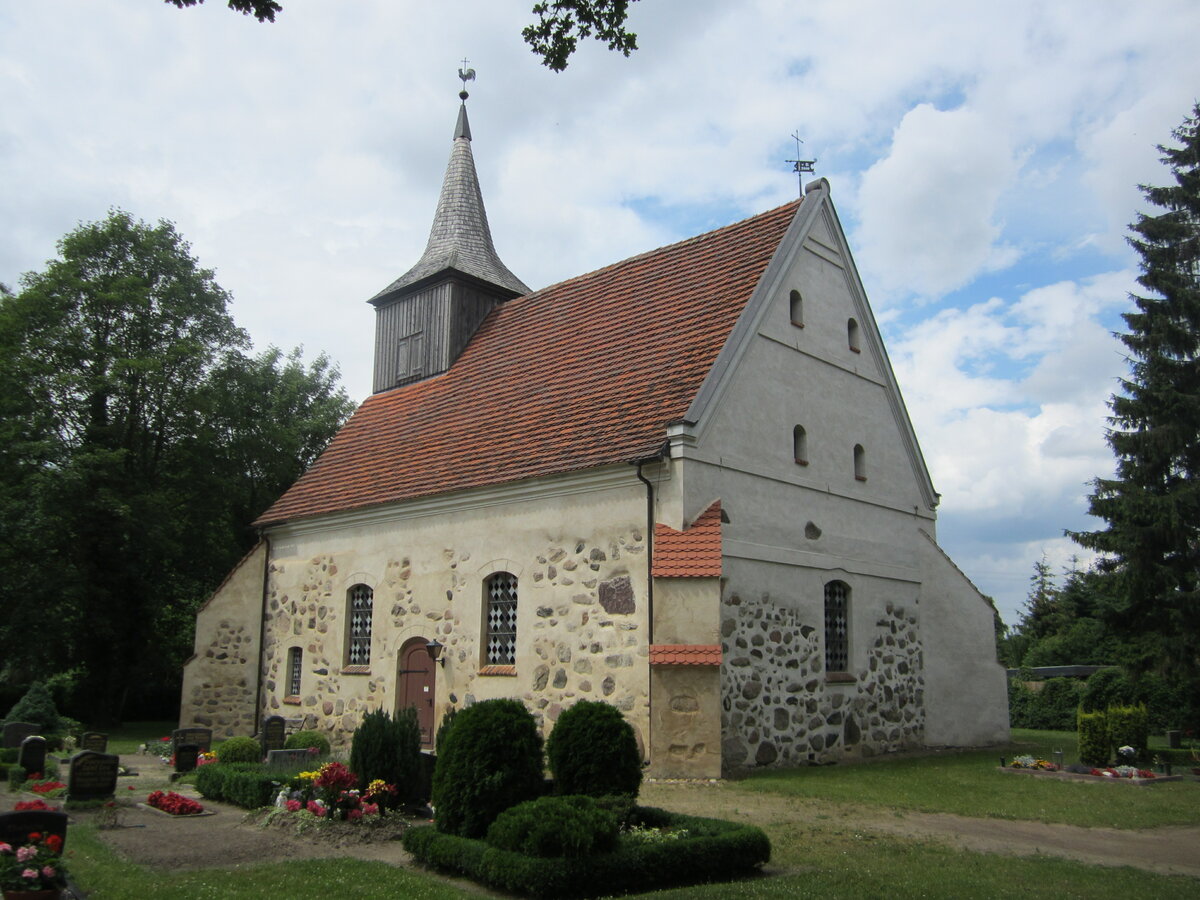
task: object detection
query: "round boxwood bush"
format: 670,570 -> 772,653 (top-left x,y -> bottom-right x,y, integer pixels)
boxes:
284,729 -> 330,756
216,736 -> 262,764
431,698 -> 543,838
486,794 -> 618,858
546,700 -> 641,798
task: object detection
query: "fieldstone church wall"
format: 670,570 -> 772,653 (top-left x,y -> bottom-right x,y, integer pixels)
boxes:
719,588 -> 925,771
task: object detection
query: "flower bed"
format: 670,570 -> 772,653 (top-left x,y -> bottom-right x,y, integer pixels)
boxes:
0,828 -> 68,894
144,790 -> 208,816
998,764 -> 1182,786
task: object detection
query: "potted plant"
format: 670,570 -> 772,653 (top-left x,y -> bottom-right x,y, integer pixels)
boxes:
0,829 -> 67,899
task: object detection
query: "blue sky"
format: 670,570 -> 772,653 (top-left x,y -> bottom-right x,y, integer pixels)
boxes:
2,0 -> 1198,627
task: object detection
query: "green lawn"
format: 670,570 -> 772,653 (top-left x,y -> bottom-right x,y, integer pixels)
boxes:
59,725 -> 1200,899
739,729 -> 1200,830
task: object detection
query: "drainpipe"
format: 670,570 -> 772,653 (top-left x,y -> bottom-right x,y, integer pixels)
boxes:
254,535 -> 271,737
633,442 -> 668,769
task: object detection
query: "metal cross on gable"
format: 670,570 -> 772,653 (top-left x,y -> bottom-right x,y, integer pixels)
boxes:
786,131 -> 817,196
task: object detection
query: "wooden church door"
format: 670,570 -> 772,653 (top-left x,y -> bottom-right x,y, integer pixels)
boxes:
398,638 -> 435,747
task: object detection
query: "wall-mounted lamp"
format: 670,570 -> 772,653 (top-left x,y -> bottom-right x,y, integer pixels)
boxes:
425,639 -> 446,668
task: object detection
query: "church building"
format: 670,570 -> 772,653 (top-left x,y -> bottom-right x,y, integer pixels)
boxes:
181,90 -> 1009,778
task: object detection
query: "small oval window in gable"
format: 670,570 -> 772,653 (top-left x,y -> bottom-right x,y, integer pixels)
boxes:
848,317 -> 861,353
789,290 -> 804,327
853,444 -> 867,481
793,425 -> 808,466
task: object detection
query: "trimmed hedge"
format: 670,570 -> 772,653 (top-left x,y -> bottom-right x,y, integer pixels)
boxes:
1077,710 -> 1109,766
350,707 -> 422,803
546,701 -> 641,798
194,763 -> 280,809
404,805 -> 771,899
486,795 -> 618,858
1108,704 -> 1149,763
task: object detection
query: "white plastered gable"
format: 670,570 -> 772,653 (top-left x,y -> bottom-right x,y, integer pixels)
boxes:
680,178 -> 938,513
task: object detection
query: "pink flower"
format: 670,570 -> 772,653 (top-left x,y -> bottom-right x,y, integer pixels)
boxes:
17,846 -> 36,862
42,865 -> 56,879
362,802 -> 379,816
0,842 -> 11,853
285,799 -> 301,812
347,808 -> 363,821
306,800 -> 325,817
22,868 -> 38,880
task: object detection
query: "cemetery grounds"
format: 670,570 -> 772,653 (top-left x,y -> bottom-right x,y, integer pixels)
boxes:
53,726 -> 1200,899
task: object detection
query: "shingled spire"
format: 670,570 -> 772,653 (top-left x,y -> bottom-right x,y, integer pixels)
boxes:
370,95 -> 527,303
369,77 -> 528,393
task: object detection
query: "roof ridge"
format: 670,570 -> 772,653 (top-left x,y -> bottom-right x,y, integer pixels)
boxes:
522,199 -> 802,303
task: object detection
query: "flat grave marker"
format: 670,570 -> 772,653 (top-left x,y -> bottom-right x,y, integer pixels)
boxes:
266,748 -> 312,768
67,750 -> 120,801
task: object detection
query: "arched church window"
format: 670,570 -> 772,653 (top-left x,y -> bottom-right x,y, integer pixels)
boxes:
484,572 -> 518,666
824,580 -> 850,674
287,646 -> 303,697
346,583 -> 373,667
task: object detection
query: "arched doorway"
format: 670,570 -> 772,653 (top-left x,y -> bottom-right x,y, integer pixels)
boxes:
397,638 -> 436,747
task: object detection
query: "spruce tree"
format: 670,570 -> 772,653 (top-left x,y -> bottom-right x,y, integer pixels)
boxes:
1071,103 -> 1200,687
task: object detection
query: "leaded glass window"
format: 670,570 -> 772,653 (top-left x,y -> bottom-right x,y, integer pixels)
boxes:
288,647 -> 303,696
347,584 -> 373,666
485,572 -> 518,665
824,580 -> 849,673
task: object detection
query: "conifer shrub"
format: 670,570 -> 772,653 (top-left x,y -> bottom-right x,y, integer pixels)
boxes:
431,698 -> 544,838
486,795 -> 618,858
349,707 -> 422,803
546,700 -> 641,798
283,730 -> 330,756
216,736 -> 262,764
435,706 -> 458,751
1107,704 -> 1149,762
1077,709 -> 1109,766
3,682 -> 62,734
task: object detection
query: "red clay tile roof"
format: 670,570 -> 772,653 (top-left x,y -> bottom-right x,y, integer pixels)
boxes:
650,644 -> 722,666
653,500 -> 723,578
256,200 -> 802,526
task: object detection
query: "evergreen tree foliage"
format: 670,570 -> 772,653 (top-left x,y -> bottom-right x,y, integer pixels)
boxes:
349,707 -> 422,804
2,682 -> 62,734
0,210 -> 354,724
1070,103 -> 1200,692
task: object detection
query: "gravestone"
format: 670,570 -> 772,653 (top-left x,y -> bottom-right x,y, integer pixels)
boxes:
80,731 -> 109,753
2,721 -> 38,748
171,727 -> 212,752
174,742 -> 200,774
18,735 -> 47,778
67,751 -> 120,801
0,809 -> 69,852
266,748 -> 312,768
261,715 -> 287,754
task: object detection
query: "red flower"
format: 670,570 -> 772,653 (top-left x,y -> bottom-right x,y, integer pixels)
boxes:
45,835 -> 63,854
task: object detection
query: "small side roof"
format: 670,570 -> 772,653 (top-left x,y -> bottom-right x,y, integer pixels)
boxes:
257,201 -> 801,526
653,501 -> 723,578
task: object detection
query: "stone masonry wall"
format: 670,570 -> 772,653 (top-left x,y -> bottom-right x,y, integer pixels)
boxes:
185,618 -> 257,736
260,526 -> 650,753
720,589 -> 925,771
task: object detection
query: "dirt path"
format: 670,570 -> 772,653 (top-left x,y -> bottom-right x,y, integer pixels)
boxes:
71,756 -> 1200,883
639,781 -> 1200,880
